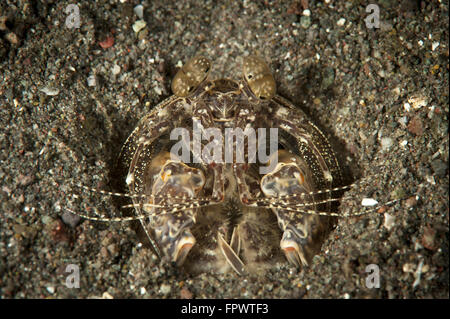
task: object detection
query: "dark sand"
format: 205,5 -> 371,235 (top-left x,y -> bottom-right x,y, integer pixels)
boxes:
0,0 -> 448,298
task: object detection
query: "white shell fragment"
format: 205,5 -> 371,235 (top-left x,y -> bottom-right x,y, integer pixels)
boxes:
384,213 -> 395,231
46,286 -> 55,294
381,137 -> 393,151
87,74 -> 96,87
132,20 -> 147,33
336,18 -> 346,26
361,198 -> 378,207
413,260 -> 424,289
408,95 -> 428,109
404,102 -> 411,112
112,64 -> 121,75
39,86 -> 60,96
431,42 -> 439,51
134,5 -> 144,19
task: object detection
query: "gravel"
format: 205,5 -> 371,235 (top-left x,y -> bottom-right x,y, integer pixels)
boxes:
0,0 -> 448,299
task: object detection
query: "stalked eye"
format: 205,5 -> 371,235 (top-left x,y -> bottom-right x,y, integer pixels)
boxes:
171,56 -> 211,97
242,55 -> 276,100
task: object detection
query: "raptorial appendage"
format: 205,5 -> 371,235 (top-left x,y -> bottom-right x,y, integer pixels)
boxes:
261,150 -> 334,267
143,152 -> 205,266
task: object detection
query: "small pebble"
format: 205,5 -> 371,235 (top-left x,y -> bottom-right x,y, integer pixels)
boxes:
160,283 -> 171,295
5,32 -> 19,45
0,16 -> 7,30
61,211 -> 81,228
23,205 -> 36,213
431,42 -> 440,51
107,243 -> 118,256
18,174 -> 34,186
46,286 -> 55,294
414,239 -> 424,251
413,260 -> 424,289
405,196 -> 418,208
362,198 -> 378,207
403,102 -> 411,112
112,64 -> 121,75
392,86 -> 401,96
87,74 -> 96,87
134,5 -> 144,19
381,137 -> 393,151
302,9 -> 311,16
336,18 -> 346,26
154,86 -> 162,95
403,263 -> 415,273
102,292 -> 114,299
99,246 -> 109,259
422,225 -> 436,250
384,213 -> 395,231
138,28 -> 148,40
398,116 -> 408,127
40,87 -> 60,96
300,16 -> 311,29
132,20 -> 146,33
408,95 -> 428,109
321,67 -> 335,89
407,117 -> 424,136
99,36 -> 114,49
430,159 -> 447,177
180,287 -> 193,299
426,175 -> 436,185
41,215 -> 53,225
2,185 -> 11,195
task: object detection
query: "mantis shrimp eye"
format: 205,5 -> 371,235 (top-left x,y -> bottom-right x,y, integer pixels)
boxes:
171,56 -> 211,97
242,55 -> 276,100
